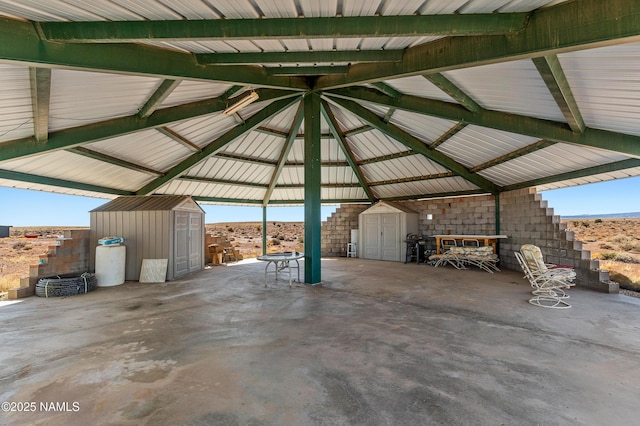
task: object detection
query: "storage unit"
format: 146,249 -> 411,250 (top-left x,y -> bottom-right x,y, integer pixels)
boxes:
358,201 -> 419,262
0,226 -> 11,238
90,195 -> 205,281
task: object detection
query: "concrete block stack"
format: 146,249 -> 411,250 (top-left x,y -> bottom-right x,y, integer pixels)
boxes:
8,229 -> 91,299
321,204 -> 369,257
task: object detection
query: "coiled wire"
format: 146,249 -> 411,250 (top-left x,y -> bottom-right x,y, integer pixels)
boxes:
36,273 -> 97,298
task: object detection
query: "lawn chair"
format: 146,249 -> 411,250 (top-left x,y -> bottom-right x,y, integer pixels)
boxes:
429,238 -> 465,269
520,244 -> 575,290
515,251 -> 571,309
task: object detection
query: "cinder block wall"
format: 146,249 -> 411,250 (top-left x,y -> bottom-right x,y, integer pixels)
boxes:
9,229 -> 91,299
321,204 -> 369,257
499,188 -> 615,292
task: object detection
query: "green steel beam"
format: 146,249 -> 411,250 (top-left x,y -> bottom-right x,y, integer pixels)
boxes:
372,82 -> 401,98
137,79 -> 182,118
0,88 -> 299,162
193,196 -> 262,205
136,96 -> 302,195
69,147 -> 163,176
29,67 -> 51,143
275,183 -> 361,189
429,123 -> 467,149
495,193 -> 501,236
343,125 -> 374,137
315,0 -> 640,89
532,55 -> 586,133
469,140 -> 557,173
39,14 -> 530,42
0,169 -> 133,196
263,101 -> 305,206
304,93 -> 322,284
197,50 -> 404,65
157,127 -> 202,152
214,152 -> 278,166
255,126 -> 333,140
326,87 -> 640,157
0,17 -> 308,90
284,161 -> 350,167
370,173 -> 454,187
178,176 -> 268,188
422,73 -> 482,113
327,96 -> 499,194
262,206 -> 267,255
321,101 -> 375,202
265,66 -> 349,76
503,159 -> 640,191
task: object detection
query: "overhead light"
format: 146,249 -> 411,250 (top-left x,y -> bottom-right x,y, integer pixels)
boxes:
223,91 -> 259,115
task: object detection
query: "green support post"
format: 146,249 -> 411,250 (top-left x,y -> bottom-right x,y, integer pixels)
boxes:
495,192 -> 501,254
262,206 -> 267,256
304,93 -> 322,284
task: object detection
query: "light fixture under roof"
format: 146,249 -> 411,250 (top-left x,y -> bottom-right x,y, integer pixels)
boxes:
223,91 -> 259,115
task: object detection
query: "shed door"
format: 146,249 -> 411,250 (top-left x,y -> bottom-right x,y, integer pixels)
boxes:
175,212 -> 203,277
381,213 -> 400,261
174,212 -> 190,277
363,214 -> 381,259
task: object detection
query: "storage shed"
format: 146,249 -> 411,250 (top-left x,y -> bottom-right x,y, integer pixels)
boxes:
0,226 -> 11,238
359,201 -> 419,262
90,195 -> 205,281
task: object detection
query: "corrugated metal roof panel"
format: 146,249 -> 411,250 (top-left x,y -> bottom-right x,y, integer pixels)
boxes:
223,132 -> 284,163
0,177 -> 117,199
0,64 -> 33,142
342,0 -> 379,16
417,0 -> 468,13
559,42 -> 640,137
388,110 -> 459,142
185,156 -> 274,184
270,188 -> 304,201
362,155 -> 450,182
200,0 -> 258,19
537,169 -> 640,191
260,102 -> 304,133
437,125 -> 540,169
278,167 -> 303,186
372,176 -> 480,199
479,143 -> 631,186
160,80 -> 234,108
497,0 -> 569,12
384,76 -> 456,102
458,0 -> 512,13
84,130 -> 193,173
107,0 -> 184,19
166,113 -> 238,148
323,166 -> 359,184
0,150 -> 153,191
347,130 -> 410,161
287,137 -> 348,164
156,0 -> 220,19
49,69 -> 160,131
0,0 -> 102,21
325,102 -> 368,131
158,179 -> 266,201
90,195 -> 198,212
443,60 -> 566,122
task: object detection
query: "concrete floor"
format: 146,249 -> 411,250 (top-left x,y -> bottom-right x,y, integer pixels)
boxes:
1,258 -> 640,425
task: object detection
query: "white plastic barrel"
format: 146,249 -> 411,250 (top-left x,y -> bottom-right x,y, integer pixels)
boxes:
95,245 -> 126,287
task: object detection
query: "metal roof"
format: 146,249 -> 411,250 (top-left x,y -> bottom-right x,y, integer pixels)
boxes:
0,0 -> 639,206
90,195 -> 203,212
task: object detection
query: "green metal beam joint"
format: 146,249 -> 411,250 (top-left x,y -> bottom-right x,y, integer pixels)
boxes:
138,79 -> 182,118
423,73 -> 482,113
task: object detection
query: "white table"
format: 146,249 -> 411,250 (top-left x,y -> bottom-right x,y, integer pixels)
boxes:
257,252 -> 304,287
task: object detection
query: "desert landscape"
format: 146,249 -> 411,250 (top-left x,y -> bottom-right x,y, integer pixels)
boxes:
1,219 -> 639,298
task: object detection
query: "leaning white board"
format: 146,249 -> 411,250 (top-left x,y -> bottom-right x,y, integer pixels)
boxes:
139,259 -> 169,283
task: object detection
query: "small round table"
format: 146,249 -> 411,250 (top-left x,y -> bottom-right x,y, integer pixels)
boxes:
257,252 -> 304,287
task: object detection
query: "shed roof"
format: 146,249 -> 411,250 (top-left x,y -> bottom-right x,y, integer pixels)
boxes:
0,0 -> 639,205
91,195 -> 204,213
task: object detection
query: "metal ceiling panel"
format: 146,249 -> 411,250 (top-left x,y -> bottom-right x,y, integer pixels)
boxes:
287,137 -> 348,164
324,101 -> 368,131
443,60 -> 566,122
417,0 -> 468,14
84,129 -> 194,172
107,0 -> 184,20
537,169 -> 640,191
160,80 -> 234,108
278,167 -> 303,186
342,0 -> 380,17
380,0 -> 426,15
185,156 -> 274,184
202,0 -> 259,19
142,40 -> 238,53
156,0 -> 220,19
458,0 -> 512,13
254,0 -> 296,18
348,130 -> 410,162
323,166 -> 359,185
166,113 -> 238,148
479,143 -> 631,187
437,125 -> 540,168
388,110 -> 459,143
60,0 -> 145,20
0,178 -> 116,199
159,179 -> 265,200
260,102 -> 304,133
373,176 -> 480,199
362,155 -> 450,182
321,187 -> 368,201
270,187 -> 304,201
384,75 -> 456,102
0,0 -> 101,21
223,132 -> 284,163
559,42 -> 640,137
297,0 -> 338,17
49,69 -> 160,132
0,64 -> 32,143
497,0 -> 568,13
0,150 -> 153,191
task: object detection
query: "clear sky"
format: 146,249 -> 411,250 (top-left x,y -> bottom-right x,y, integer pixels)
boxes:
0,176 -> 638,226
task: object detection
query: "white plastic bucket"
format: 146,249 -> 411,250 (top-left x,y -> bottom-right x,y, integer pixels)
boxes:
95,245 -> 126,287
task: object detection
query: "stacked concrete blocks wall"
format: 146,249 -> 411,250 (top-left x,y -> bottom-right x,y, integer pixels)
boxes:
321,204 -> 369,257
499,188 -> 616,293
8,229 -> 91,299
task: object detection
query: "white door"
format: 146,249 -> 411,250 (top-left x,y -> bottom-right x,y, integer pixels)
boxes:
188,213 -> 202,272
363,214 -> 381,259
174,212 -> 189,277
381,213 -> 400,261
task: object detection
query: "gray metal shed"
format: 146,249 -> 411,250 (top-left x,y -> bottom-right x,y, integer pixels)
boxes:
90,195 -> 205,281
